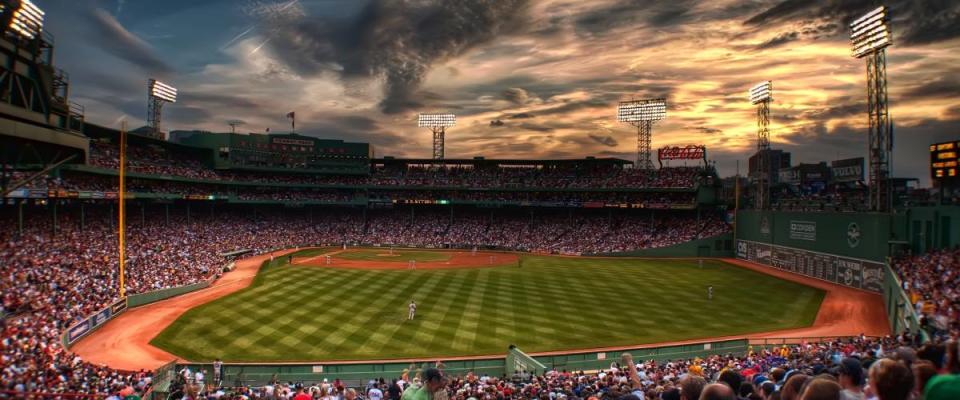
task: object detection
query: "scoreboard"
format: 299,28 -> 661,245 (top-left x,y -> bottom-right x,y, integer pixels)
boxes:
931,140 -> 960,180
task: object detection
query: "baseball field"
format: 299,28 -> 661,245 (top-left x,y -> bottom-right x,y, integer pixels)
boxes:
148,248 -> 825,362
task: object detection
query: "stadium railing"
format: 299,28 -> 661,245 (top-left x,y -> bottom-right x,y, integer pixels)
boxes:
747,336 -> 884,349
882,261 -> 930,343
0,390 -> 110,399
176,339 -> 751,385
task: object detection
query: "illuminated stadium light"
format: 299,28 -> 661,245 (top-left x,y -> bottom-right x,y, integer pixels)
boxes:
617,98 -> 666,122
418,113 -> 456,128
418,113 -> 456,159
850,6 -> 891,59
149,79 -> 178,103
850,5 -> 894,212
7,0 -> 44,39
617,98 -> 666,170
147,79 -> 177,139
749,81 -> 772,105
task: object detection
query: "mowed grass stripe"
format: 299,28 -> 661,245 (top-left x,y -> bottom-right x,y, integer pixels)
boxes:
151,253 -> 826,362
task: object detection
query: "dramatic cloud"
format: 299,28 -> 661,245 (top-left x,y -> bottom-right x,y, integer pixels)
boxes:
252,0 -> 530,114
42,0 -> 960,186
754,31 -> 799,50
86,8 -> 173,76
588,134 -> 618,147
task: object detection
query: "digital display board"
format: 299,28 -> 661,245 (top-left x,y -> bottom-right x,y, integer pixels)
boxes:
931,140 -> 960,180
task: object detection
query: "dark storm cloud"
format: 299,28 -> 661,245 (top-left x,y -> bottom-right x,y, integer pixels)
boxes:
502,88 -> 532,105
588,134 -> 618,147
754,31 -> 799,50
169,106 -> 213,125
694,126 -> 723,135
518,122 -> 555,133
802,102 -> 865,122
178,92 -> 261,111
745,0 -> 960,45
901,77 -> 960,102
256,0 -> 530,114
510,113 -> 534,119
331,116 -> 380,131
574,0 -> 698,35
490,119 -> 505,127
86,8 -> 173,76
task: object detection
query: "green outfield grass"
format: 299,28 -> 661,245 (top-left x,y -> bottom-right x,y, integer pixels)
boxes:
151,252 -> 825,362
333,248 -> 452,263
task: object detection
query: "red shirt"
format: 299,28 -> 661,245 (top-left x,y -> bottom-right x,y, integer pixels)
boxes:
294,393 -> 311,400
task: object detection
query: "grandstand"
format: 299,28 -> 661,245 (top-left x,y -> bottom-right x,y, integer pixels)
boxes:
1,1 -> 959,400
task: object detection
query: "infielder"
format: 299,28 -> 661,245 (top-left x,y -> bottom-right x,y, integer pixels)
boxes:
408,300 -> 417,320
708,285 -> 714,300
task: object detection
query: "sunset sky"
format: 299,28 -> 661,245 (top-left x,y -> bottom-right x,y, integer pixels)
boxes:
38,0 -> 960,185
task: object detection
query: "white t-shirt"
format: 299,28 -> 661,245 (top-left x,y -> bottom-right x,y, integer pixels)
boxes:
368,388 -> 384,400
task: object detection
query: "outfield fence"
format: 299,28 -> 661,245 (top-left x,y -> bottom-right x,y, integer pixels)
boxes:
176,339 -> 751,386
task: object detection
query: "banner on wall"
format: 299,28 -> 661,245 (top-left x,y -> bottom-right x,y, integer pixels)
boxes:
736,240 -> 883,292
64,298 -> 127,346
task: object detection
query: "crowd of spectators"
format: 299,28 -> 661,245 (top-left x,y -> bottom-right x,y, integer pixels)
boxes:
2,202 -> 959,399
0,204 -> 729,397
7,171 -> 698,206
85,141 -> 702,189
894,248 -> 960,341
194,334 -> 959,400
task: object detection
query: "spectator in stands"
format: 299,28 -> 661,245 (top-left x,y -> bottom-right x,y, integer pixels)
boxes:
402,368 -> 446,400
679,375 -> 707,400
801,378 -> 842,400
699,383 -> 736,400
866,359 -> 912,400
836,358 -> 865,400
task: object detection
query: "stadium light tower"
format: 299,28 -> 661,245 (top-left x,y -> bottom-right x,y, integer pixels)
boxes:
5,0 -> 44,39
617,98 -> 666,170
418,113 -> 456,160
851,5 -> 893,212
147,79 -> 177,139
749,81 -> 773,210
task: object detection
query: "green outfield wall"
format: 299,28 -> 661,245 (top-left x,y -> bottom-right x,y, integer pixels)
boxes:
178,339 -> 748,386
594,233 -> 734,257
734,209 -> 940,339
127,280 -> 213,308
904,206 -> 960,254
735,210 -> 905,262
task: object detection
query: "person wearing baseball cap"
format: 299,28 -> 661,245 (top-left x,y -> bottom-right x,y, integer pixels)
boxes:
402,368 -> 446,400
836,358 -> 865,400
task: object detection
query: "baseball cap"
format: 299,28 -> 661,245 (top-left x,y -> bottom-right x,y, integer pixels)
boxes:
924,374 -> 960,400
836,358 -> 864,386
752,375 -> 768,386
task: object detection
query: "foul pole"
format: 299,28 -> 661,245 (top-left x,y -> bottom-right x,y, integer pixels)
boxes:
119,121 -> 127,298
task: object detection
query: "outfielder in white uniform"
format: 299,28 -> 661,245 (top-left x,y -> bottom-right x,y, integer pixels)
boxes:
408,300 -> 417,320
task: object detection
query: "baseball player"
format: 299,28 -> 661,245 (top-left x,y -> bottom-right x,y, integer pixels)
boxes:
408,300 -> 417,320
708,285 -> 714,300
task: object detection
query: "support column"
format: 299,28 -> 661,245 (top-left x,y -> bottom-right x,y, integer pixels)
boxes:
81,203 -> 85,231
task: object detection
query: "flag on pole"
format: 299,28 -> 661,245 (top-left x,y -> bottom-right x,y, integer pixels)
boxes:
286,111 -> 295,133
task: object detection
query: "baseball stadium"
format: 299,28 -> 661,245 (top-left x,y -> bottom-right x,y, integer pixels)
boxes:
2,1 -> 960,400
